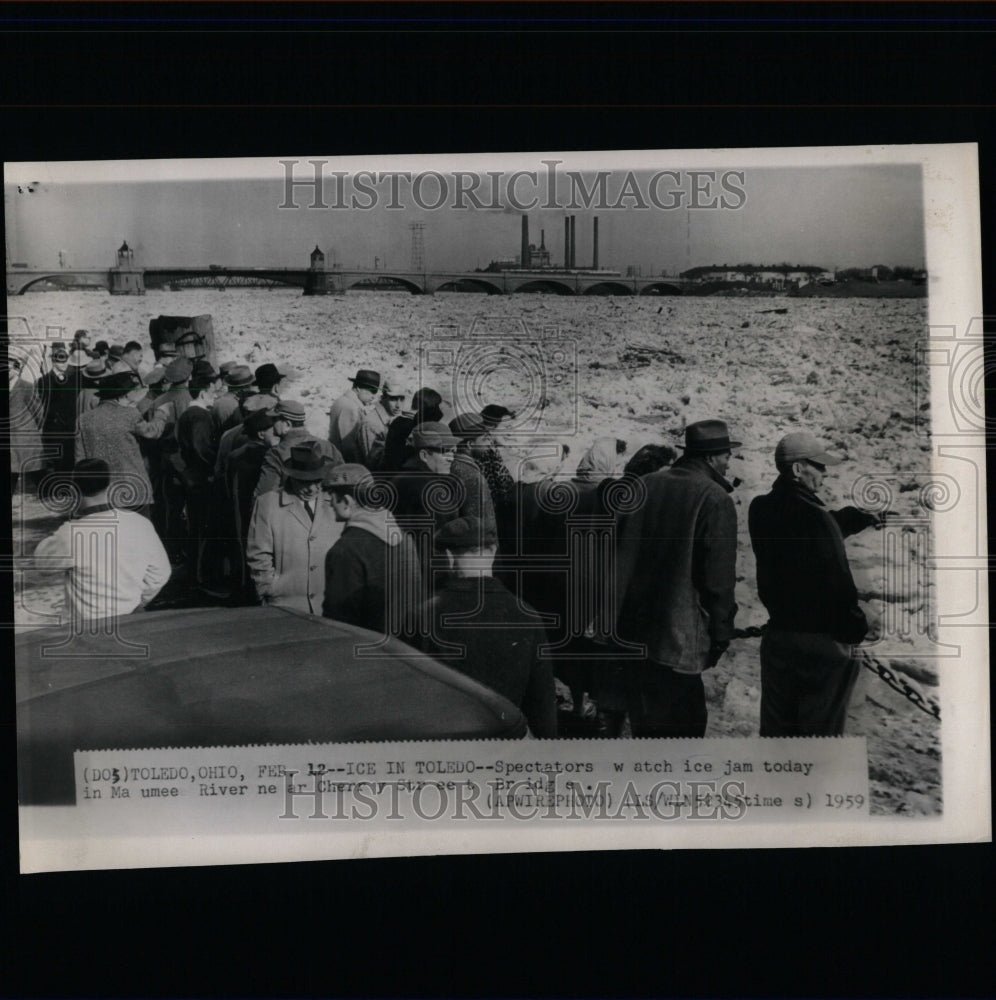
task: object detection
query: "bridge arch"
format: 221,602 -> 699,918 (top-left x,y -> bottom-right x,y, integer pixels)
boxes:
582,281 -> 634,296
638,282 -> 684,296
342,274 -> 425,295
510,278 -> 576,295
432,277 -> 503,295
9,273 -> 110,295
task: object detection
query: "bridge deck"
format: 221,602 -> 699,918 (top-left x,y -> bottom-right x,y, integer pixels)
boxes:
8,267 -> 691,295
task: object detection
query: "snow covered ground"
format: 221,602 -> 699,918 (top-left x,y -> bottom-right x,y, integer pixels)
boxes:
9,289 -> 941,814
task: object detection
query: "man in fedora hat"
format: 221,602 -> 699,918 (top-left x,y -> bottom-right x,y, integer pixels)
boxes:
749,431 -> 883,737
247,440 -> 343,614
321,463 -> 421,634
74,369 -> 170,518
254,399 -> 343,500
76,357 -> 108,419
246,363 -> 286,414
356,378 -> 407,469
36,343 -> 82,474
612,418 -> 742,738
328,368 -> 381,463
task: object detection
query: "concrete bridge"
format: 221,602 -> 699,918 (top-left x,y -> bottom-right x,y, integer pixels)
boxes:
7,266 -> 691,297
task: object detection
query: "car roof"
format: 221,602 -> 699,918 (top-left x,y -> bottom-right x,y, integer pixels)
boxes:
16,605 -> 526,738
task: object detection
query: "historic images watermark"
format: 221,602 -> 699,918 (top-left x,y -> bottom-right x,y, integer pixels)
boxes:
278,160 -> 749,212
277,772 -> 755,823
420,317 -> 579,435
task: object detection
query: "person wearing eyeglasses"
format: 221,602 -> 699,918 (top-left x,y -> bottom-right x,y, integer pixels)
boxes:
386,421 -> 463,595
748,431 -> 883,737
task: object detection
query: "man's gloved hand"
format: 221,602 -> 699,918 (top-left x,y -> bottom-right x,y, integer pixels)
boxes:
706,640 -> 729,669
834,505 -> 883,535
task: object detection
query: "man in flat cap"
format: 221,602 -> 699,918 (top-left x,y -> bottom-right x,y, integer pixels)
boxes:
174,364 -> 226,582
154,357 -> 195,432
321,463 -> 421,634
107,344 -> 128,374
176,363 -> 224,483
328,368 -> 381,463
474,406 -> 516,521
612,419 -> 741,738
227,409 -> 281,599
36,343 -> 82,474
254,399 -> 343,500
448,413 -> 498,535
386,420 -> 464,595
212,364 -> 257,433
154,340 -> 178,364
418,515 -> 557,737
213,365 -> 275,492
356,379 -> 407,470
74,369 -> 169,518
247,440 -> 343,615
749,431 -> 883,737
149,356 -> 195,547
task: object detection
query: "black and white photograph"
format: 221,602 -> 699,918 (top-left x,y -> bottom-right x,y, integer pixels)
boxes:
6,144 -> 989,871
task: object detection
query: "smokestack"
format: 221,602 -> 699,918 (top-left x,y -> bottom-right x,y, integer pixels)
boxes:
593,216 -> 599,271
540,229 -> 546,249
564,218 -> 570,268
570,215 -> 576,270
521,215 -> 529,269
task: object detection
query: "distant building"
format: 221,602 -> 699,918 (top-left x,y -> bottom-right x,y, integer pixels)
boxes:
679,264 -> 825,288
528,233 -> 552,269
480,256 -> 519,273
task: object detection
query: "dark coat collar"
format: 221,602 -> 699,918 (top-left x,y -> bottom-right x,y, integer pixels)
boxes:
772,472 -> 825,507
672,453 -> 735,493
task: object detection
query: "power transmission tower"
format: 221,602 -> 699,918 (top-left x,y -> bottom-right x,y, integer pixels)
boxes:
409,222 -> 425,272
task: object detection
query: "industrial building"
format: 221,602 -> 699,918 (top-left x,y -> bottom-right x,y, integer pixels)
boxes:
479,215 -> 619,275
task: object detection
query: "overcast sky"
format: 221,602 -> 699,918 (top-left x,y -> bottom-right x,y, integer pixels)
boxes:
5,160 -> 925,274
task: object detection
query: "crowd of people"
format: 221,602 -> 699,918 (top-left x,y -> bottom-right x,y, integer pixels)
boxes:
10,327 -> 886,741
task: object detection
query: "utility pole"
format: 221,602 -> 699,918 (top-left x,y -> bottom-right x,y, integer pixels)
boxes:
409,222 -> 425,272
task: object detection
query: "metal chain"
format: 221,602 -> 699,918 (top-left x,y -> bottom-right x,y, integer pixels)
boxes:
731,623 -> 941,721
732,625 -> 767,639
863,657 -> 941,721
